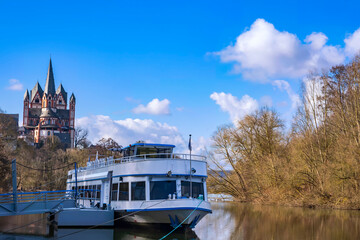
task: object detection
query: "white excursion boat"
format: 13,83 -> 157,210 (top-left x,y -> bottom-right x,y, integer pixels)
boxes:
66,143 -> 212,228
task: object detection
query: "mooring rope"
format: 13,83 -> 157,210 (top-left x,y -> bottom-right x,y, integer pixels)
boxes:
56,199 -> 168,239
16,162 -> 75,171
159,199 -> 203,240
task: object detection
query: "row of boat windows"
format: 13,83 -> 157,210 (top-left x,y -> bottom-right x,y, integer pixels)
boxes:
72,185 -> 101,199
72,181 -> 205,201
111,180 -> 204,201
123,147 -> 172,158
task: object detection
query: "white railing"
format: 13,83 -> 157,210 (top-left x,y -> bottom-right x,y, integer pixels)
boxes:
84,153 -> 206,170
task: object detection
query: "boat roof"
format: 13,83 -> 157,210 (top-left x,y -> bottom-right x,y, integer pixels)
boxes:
122,143 -> 175,150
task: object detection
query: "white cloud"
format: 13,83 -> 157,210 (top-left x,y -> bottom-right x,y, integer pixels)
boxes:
76,115 -> 185,149
345,28 -> 360,57
210,92 -> 258,124
7,79 -> 23,91
191,136 -> 210,156
215,18 -> 345,80
76,115 -> 211,155
132,98 -> 171,115
272,80 -> 301,109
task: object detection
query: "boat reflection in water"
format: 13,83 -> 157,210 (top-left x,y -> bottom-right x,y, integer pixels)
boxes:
57,226 -> 198,240
2,202 -> 360,239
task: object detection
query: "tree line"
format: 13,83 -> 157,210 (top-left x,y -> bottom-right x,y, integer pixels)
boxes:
208,56 -> 360,209
0,116 -> 121,193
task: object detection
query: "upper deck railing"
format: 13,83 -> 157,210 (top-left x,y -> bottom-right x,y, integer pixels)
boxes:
78,153 -> 206,171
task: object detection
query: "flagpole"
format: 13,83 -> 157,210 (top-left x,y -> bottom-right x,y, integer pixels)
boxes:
189,134 -> 192,199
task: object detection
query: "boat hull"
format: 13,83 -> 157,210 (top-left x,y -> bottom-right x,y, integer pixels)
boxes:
114,200 -> 211,228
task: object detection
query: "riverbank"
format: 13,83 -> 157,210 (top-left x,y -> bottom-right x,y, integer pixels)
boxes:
208,192 -> 360,211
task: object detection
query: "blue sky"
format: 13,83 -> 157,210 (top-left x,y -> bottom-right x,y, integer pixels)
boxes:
1,0 -> 359,152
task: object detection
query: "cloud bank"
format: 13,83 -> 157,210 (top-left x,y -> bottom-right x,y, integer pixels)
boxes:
210,92 -> 259,124
76,115 -> 210,154
132,98 -> 171,115
76,115 -> 184,147
345,28 -> 360,57
215,18 -> 360,80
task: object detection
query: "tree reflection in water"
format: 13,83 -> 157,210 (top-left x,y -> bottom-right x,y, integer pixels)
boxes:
1,204 -> 359,240
195,202 -> 360,240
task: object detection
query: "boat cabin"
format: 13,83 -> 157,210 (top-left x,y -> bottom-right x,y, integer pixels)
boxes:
122,143 -> 175,158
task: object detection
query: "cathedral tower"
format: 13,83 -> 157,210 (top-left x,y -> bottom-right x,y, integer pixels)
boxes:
22,59 -> 76,148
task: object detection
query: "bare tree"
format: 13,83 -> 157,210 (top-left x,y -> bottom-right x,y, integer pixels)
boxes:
74,127 -> 90,149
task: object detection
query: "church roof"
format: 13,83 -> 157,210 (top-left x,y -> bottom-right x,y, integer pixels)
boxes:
30,82 -> 43,102
40,107 -> 58,118
24,89 -> 29,100
56,84 -> 68,102
57,109 -> 70,119
29,108 -> 41,118
44,58 -> 56,96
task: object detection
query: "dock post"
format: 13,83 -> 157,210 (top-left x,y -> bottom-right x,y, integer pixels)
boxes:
11,159 -> 17,213
47,212 -> 58,238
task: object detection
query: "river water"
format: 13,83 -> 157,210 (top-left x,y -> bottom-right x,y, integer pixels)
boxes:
0,202 -> 359,239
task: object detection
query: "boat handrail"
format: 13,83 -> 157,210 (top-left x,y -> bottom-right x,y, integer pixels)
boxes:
83,153 -> 206,170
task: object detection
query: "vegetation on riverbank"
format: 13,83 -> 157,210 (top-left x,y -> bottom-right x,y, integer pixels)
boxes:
208,56 -> 360,209
0,118 -> 121,192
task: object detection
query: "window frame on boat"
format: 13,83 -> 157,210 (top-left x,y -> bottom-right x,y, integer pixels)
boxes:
118,182 -> 129,201
111,183 -> 118,201
150,180 -> 176,200
181,181 -> 205,199
131,181 -> 146,201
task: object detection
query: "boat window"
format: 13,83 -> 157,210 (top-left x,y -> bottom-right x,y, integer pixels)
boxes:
131,182 -> 145,201
157,148 -> 172,158
111,183 -> 118,201
136,147 -> 172,158
91,185 -> 96,199
119,182 -> 129,201
85,186 -> 89,198
181,181 -> 204,199
136,147 -> 157,157
124,147 -> 135,157
96,185 -> 101,199
79,186 -> 84,197
87,185 -> 92,198
150,181 -> 176,200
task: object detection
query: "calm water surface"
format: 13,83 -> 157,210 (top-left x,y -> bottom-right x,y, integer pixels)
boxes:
1,202 -> 359,240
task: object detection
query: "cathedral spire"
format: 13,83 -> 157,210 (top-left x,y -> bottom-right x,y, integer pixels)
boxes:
24,89 -> 29,101
44,58 -> 55,95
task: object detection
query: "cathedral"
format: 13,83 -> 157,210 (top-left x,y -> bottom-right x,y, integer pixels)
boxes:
23,59 -> 76,148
